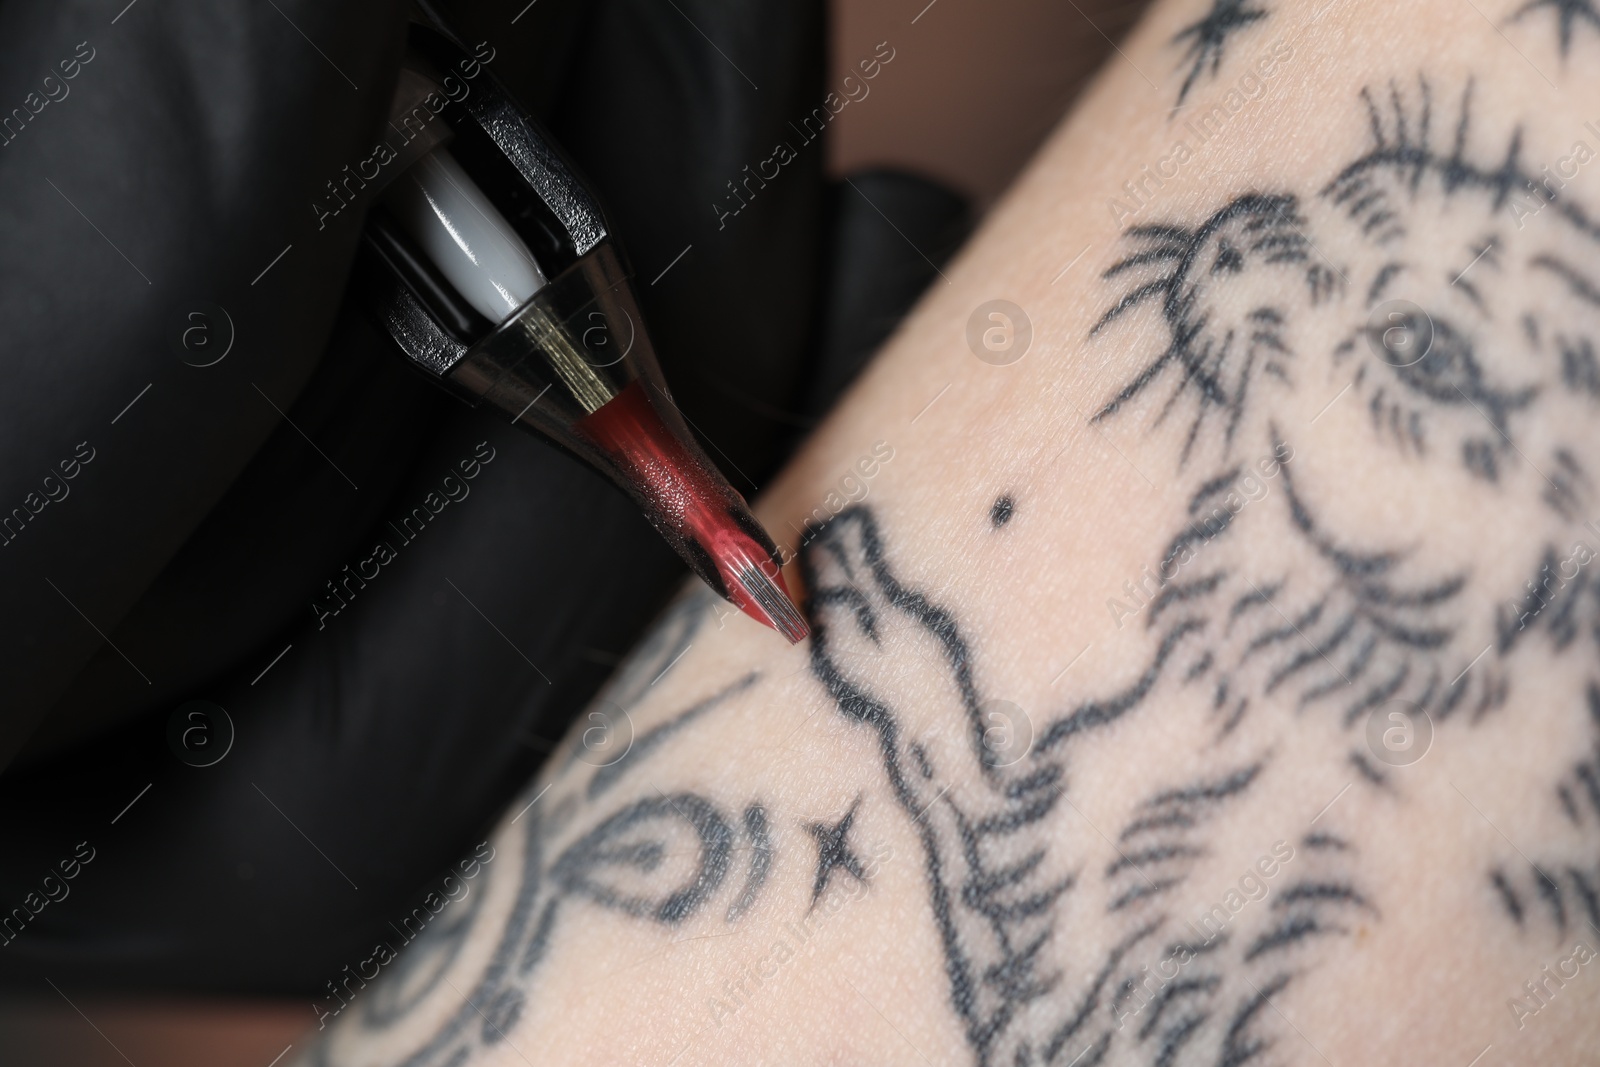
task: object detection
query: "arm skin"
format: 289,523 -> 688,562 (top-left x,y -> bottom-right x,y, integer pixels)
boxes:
305,0 -> 1600,1063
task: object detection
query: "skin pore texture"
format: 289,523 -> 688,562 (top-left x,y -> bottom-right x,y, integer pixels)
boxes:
305,0 -> 1600,1063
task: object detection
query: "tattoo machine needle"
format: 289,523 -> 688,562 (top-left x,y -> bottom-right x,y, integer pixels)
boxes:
352,13 -> 807,643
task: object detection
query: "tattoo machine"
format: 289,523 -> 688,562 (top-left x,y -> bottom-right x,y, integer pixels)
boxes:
351,15 -> 808,643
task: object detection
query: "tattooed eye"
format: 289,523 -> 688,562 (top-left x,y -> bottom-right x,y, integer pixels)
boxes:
1362,303 -> 1510,410
1355,306 -> 1536,469
1396,322 -> 1484,402
1377,313 -> 1538,431
1373,314 -> 1487,402
1364,302 -> 1436,370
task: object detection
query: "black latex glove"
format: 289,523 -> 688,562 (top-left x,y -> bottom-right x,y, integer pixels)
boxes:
0,0 -> 966,994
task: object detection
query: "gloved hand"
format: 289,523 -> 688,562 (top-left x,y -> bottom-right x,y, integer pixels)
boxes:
0,0 -> 966,994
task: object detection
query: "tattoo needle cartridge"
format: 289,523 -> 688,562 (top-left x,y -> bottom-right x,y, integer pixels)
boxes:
352,12 -> 807,643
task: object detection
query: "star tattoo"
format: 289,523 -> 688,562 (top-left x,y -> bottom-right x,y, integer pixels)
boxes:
1171,0 -> 1270,107
1513,0 -> 1600,56
803,797 -> 869,907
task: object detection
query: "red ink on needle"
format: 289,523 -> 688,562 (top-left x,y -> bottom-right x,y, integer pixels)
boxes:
578,382 -> 808,642
360,24 -> 808,644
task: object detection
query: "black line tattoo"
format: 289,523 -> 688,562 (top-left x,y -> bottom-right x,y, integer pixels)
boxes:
313,790 -> 747,1067
727,803 -> 776,922
804,506 -> 1366,1065
586,672 -> 760,798
1493,866 -> 1527,926
1170,0 -> 1270,107
308,75 -> 1600,1067
1091,74 -> 1600,966
360,860 -> 492,1028
549,794 -> 734,924
807,506 -> 1074,1064
593,586 -> 709,711
1090,197 -> 1337,464
803,796 -> 871,907
1107,764 -> 1260,914
784,77 -> 1600,1067
311,599 -> 784,1066
1512,0 -> 1600,56
1487,684 -> 1600,940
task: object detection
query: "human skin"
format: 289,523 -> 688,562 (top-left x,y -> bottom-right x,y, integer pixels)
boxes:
305,0 -> 1600,1063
